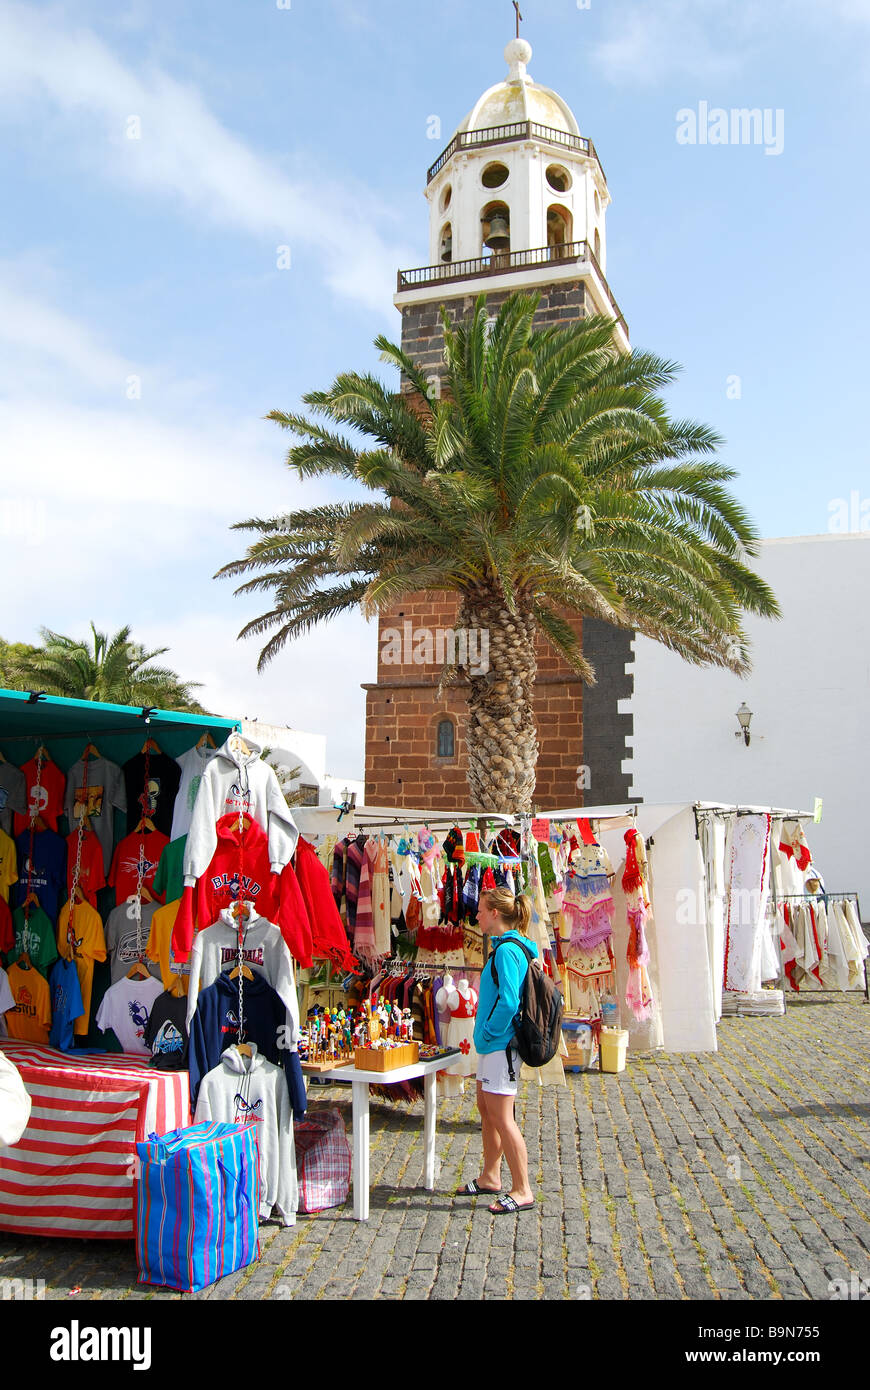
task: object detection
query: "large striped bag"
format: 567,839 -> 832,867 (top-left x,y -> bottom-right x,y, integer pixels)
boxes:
135,1121 -> 261,1292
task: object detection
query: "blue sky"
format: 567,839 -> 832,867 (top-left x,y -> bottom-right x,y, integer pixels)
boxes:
1,0 -> 868,777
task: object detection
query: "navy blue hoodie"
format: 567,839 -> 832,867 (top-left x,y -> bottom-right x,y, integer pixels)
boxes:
188,970 -> 306,1115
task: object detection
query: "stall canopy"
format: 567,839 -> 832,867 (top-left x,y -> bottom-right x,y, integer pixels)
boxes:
0,687 -> 239,769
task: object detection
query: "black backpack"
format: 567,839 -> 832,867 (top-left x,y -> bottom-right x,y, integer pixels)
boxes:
489,937 -> 564,1076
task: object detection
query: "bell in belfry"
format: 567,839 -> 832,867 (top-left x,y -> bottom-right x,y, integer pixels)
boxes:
483,211 -> 510,250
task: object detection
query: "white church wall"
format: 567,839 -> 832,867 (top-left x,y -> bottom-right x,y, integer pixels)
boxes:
626,533 -> 870,921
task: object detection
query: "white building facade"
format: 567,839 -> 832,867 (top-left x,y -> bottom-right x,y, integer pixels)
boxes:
626,534 -> 870,918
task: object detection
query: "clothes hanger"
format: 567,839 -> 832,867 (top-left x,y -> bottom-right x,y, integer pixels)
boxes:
236,1041 -> 253,1058
127,958 -> 151,980
169,974 -> 187,999
228,731 -> 252,757
134,815 -> 157,834
23,888 -> 40,908
229,961 -> 254,981
196,732 -> 216,750
82,742 -> 100,760
141,738 -> 162,754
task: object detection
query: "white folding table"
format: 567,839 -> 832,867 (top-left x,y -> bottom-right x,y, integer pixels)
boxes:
310,1050 -> 460,1221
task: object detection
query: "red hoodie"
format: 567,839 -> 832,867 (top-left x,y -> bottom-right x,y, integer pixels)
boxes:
293,836 -> 357,973
171,813 -> 314,967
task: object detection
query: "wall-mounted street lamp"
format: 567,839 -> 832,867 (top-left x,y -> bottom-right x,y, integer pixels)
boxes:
336,786 -> 357,821
734,703 -> 753,746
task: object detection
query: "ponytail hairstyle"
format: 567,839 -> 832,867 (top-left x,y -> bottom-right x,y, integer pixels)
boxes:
480,886 -> 532,937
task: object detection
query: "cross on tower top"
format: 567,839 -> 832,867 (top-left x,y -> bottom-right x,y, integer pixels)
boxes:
512,2 -> 523,39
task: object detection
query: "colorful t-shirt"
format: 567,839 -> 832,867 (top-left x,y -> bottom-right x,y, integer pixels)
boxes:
171,744 -> 217,840
145,899 -> 189,993
48,957 -> 85,1051
65,828 -> 107,908
143,989 -> 189,1070
95,975 -> 163,1056
6,905 -> 58,977
123,752 -> 182,839
0,761 -> 27,836
56,900 -> 107,1037
109,829 -> 169,906
0,828 -> 18,902
13,755 -> 66,837
12,827 -> 67,923
105,901 -> 162,985
4,961 -> 51,1043
63,755 -> 126,873
152,835 -> 187,906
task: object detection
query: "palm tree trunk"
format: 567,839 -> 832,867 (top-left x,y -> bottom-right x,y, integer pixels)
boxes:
457,591 -> 539,812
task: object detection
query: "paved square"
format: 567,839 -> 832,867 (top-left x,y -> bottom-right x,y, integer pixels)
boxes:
1,993 -> 868,1300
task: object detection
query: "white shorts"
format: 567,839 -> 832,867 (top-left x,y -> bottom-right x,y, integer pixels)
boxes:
477,1045 -> 521,1096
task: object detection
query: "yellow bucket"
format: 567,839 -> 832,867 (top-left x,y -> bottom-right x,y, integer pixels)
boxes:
600,1027 -> 628,1074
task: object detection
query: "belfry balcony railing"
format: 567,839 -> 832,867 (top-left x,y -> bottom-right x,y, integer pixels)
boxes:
396,240 -> 629,339
426,121 -> 604,184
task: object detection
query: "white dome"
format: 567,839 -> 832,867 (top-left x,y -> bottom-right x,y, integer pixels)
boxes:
454,39 -> 580,139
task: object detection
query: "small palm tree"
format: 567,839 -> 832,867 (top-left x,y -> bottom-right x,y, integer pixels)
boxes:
219,293 -> 779,810
9,624 -> 206,713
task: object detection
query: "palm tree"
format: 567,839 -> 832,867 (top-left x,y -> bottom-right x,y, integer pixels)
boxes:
219,293 -> 779,810
9,624 -> 206,713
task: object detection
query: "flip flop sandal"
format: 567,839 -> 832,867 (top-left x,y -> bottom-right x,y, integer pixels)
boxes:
488,1195 -> 535,1215
455,1181 -> 501,1196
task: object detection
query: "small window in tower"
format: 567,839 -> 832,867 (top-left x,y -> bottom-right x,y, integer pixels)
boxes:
481,161 -> 509,189
436,719 -> 455,759
547,204 -> 573,259
594,228 -> 601,261
594,189 -> 601,215
546,164 -> 572,193
440,183 -> 452,213
440,222 -> 453,263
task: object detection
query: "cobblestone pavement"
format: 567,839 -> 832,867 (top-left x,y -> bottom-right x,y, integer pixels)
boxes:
2,993 -> 868,1301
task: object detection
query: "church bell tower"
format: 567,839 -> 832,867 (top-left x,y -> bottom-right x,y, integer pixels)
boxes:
363,36 -> 635,810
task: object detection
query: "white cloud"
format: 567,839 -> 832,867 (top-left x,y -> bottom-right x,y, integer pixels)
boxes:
591,0 -> 870,84
0,0 -> 414,313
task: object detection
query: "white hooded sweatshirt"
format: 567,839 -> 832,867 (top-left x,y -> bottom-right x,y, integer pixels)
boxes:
182,735 -> 299,888
185,905 -> 300,1046
194,1043 -> 297,1226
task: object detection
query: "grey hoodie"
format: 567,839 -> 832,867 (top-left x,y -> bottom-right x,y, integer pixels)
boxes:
181,735 -> 299,889
185,904 -> 300,1046
194,1043 -> 297,1226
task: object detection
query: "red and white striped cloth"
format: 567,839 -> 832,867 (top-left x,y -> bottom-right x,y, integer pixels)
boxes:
0,1042 -> 190,1240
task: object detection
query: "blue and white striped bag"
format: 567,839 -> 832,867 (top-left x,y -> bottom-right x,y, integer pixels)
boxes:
135,1121 -> 261,1292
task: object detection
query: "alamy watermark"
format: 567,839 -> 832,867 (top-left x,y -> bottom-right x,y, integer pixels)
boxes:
381,621 -> 490,676
676,103 -> 784,156
1,1276 -> 45,1299
828,1271 -> 870,1299
828,490 -> 870,533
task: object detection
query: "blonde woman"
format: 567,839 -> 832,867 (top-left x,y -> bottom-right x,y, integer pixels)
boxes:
455,887 -> 536,1215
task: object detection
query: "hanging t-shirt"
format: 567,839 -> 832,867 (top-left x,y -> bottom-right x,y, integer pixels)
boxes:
6,905 -> 58,977
0,761 -> 27,836
108,828 -> 169,906
152,835 -> 187,905
4,961 -> 51,1043
0,966 -> 14,1017
65,827 -> 107,908
95,975 -> 163,1056
143,989 -> 189,1070
0,828 -> 18,902
0,901 -> 12,957
63,754 -> 126,874
171,744 -> 217,841
12,827 -> 67,923
56,899 -> 107,1037
145,899 -> 188,992
13,755 -> 66,837
104,900 -> 162,984
122,752 -> 182,839
48,956 -> 85,1051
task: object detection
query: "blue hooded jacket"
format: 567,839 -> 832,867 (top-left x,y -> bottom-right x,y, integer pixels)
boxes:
473,931 -> 538,1055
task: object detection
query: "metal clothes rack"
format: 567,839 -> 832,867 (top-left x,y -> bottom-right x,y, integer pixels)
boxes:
771,891 -> 867,1001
